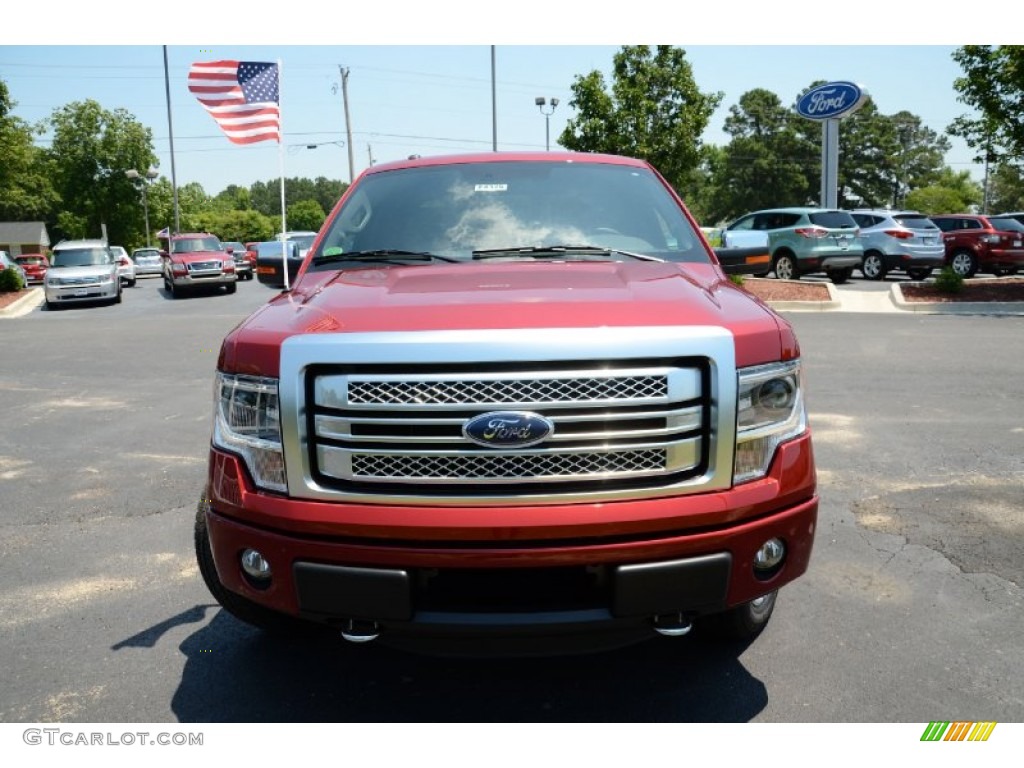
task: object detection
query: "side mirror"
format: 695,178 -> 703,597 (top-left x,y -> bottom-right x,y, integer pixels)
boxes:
225,247 -> 234,254
256,242 -> 301,289
713,230 -> 771,276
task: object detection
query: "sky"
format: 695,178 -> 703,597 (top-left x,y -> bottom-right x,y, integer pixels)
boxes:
0,9 -> 1001,198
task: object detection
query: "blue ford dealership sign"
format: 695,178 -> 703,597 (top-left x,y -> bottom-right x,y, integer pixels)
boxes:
796,82 -> 868,121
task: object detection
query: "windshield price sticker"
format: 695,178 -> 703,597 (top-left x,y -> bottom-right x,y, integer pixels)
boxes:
474,184 -> 508,192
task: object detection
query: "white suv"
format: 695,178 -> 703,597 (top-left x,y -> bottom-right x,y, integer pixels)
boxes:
44,239 -> 121,309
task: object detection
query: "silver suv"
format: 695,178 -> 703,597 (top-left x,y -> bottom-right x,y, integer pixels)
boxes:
44,239 -> 121,309
849,210 -> 945,280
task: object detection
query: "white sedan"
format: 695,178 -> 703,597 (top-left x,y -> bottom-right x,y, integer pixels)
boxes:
110,245 -> 137,287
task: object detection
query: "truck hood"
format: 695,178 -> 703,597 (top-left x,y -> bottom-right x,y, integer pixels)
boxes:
221,261 -> 793,375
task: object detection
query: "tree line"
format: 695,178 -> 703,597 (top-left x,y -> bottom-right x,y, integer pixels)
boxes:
3,46 -> 1024,250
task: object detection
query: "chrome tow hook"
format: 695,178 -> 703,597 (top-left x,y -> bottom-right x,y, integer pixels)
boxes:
340,619 -> 380,643
653,613 -> 693,637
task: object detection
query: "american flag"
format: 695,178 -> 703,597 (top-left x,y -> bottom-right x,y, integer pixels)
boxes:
188,60 -> 281,145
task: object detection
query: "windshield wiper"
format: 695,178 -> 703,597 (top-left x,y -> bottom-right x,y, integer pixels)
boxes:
312,249 -> 460,266
472,245 -> 662,262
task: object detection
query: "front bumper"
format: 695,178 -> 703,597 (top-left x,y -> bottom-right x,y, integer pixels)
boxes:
202,433 -> 817,650
44,280 -> 118,303
169,271 -> 237,287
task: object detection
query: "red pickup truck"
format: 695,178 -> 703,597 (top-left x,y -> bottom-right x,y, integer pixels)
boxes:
161,232 -> 237,298
196,152 -> 818,655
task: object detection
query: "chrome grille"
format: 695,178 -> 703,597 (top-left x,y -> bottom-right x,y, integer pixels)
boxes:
308,364 -> 707,493
346,375 -> 666,405
188,261 -> 221,272
349,449 -> 666,480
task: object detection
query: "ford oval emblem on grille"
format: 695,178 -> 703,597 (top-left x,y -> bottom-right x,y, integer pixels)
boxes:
463,411 -> 554,449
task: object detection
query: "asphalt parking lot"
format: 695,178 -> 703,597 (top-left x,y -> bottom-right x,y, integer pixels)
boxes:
0,276 -> 1021,723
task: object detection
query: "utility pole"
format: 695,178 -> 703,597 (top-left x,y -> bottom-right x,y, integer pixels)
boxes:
367,144 -> 375,167
340,66 -> 355,184
491,46 -> 497,151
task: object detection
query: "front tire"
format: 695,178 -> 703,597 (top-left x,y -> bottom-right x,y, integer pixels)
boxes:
701,590 -> 778,641
949,249 -> 978,278
861,252 -> 886,280
195,497 -> 310,634
773,253 -> 800,281
225,281 -> 237,295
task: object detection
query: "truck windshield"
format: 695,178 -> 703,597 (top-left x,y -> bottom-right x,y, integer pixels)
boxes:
314,160 -> 707,265
172,237 -> 221,253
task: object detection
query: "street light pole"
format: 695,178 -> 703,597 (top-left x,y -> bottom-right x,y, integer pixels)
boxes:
126,168 -> 159,247
535,96 -> 559,151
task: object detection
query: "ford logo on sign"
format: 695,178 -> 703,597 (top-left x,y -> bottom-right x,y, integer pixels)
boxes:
795,81 -> 868,121
463,411 -> 554,449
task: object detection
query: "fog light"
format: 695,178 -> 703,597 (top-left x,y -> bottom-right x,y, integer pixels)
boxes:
754,538 -> 785,578
241,548 -> 272,581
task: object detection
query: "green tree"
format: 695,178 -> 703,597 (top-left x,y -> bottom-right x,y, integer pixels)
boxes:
706,88 -> 814,221
0,79 -> 59,222
189,209 -> 275,243
248,176 -> 346,217
212,184 -> 253,212
175,182 -> 212,230
986,163 -> 1024,212
948,46 -> 1024,164
905,168 -> 982,214
45,99 -> 157,245
286,199 -> 326,232
559,45 -> 722,194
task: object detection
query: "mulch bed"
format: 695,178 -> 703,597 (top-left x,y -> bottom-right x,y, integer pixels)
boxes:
899,278 -> 1024,303
738,278 -> 831,302
741,276 -> 1024,304
0,288 -> 34,312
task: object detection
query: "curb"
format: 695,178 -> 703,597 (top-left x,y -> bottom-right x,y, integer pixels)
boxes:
764,281 -> 841,312
890,284 -> 1024,316
0,287 -> 43,318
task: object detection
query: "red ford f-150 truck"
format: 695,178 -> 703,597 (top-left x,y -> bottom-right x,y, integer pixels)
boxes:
197,152 -> 817,655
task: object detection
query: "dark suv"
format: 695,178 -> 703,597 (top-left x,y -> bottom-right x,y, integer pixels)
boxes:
930,214 -> 1024,277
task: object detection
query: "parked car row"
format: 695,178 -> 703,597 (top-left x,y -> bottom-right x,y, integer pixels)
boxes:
717,207 -> 1024,282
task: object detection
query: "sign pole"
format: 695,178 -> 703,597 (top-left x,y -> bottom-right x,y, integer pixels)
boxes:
796,82 -> 868,210
821,118 -> 840,208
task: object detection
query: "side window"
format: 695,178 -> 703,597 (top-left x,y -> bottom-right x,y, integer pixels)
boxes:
777,213 -> 801,228
964,219 -> 981,230
729,215 -> 755,232
933,218 -> 954,232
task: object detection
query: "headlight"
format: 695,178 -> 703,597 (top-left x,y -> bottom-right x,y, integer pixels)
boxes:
734,360 -> 806,483
213,372 -> 287,493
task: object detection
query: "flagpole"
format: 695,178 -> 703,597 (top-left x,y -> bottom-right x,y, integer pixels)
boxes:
277,58 -> 290,291
163,45 -> 181,236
